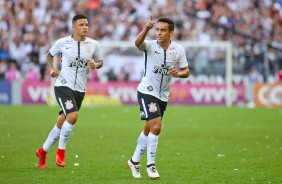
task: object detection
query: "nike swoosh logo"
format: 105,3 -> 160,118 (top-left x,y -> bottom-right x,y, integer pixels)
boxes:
155,51 -> 161,54
66,47 -> 71,49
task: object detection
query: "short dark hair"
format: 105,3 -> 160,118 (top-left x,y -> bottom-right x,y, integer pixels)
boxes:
158,18 -> 174,31
72,14 -> 87,24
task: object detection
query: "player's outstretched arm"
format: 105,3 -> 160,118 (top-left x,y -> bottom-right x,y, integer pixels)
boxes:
135,17 -> 154,51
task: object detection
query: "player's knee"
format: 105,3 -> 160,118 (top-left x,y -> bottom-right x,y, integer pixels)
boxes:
66,112 -> 78,124
151,125 -> 161,135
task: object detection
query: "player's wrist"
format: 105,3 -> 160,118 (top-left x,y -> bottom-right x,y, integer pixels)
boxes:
144,27 -> 150,32
176,72 -> 181,78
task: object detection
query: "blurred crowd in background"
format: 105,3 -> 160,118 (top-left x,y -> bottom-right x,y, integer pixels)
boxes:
0,0 -> 282,83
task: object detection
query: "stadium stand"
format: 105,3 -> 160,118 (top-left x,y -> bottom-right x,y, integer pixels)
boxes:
0,0 -> 281,82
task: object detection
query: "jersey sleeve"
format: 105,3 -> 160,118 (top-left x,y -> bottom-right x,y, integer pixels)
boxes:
178,46 -> 188,68
49,38 -> 63,56
144,40 -> 153,51
92,41 -> 103,61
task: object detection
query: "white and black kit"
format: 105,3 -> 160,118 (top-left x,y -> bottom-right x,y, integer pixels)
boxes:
49,35 -> 103,115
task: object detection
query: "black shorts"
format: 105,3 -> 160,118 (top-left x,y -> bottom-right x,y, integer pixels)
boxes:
137,91 -> 167,121
54,86 -> 85,115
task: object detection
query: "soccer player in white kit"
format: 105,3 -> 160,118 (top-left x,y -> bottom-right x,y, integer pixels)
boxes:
36,14 -> 103,169
128,17 -> 189,179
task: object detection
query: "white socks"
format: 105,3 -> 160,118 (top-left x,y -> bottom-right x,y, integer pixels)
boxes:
147,132 -> 159,165
42,125 -> 60,152
131,131 -> 159,165
132,131 -> 148,163
58,121 -> 74,150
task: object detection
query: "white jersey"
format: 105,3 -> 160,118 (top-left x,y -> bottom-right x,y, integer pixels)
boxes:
137,40 -> 188,102
49,36 -> 103,92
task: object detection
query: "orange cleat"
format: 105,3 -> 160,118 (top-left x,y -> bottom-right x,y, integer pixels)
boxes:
36,147 -> 47,169
56,149 -> 65,167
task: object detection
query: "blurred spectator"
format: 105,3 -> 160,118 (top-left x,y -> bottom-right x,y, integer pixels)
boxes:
5,62 -> 21,82
25,63 -> 40,81
8,36 -> 26,67
244,66 -> 263,103
38,37 -> 49,81
0,60 -> 8,80
247,66 -> 263,83
0,42 -> 10,61
194,49 -> 209,74
107,68 -> 118,81
42,68 -> 51,82
118,66 -> 130,81
277,70 -> 282,82
88,69 -> 99,82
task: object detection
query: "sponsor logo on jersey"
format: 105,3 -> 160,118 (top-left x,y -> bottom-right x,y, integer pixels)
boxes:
65,100 -> 73,110
148,102 -> 157,113
147,85 -> 153,91
152,64 -> 170,76
68,57 -> 88,68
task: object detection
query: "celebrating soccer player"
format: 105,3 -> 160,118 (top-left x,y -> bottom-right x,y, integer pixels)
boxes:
127,17 -> 189,179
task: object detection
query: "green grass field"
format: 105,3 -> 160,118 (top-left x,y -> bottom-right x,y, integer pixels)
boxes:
0,105 -> 281,184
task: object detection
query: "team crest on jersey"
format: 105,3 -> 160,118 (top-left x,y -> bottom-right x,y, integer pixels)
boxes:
148,102 -> 157,113
65,100 -> 73,110
169,51 -> 178,62
147,85 -> 153,91
84,44 -> 92,53
61,79 -> 66,84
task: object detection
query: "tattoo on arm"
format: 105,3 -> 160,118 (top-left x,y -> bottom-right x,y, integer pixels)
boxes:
47,52 -> 54,69
95,60 -> 103,69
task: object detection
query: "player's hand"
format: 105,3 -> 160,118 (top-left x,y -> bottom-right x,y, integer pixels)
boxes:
50,68 -> 59,78
169,67 -> 179,78
145,16 -> 154,31
87,59 -> 96,69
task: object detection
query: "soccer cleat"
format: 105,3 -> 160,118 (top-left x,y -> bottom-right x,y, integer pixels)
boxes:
146,163 -> 160,179
127,159 -> 141,178
56,149 -> 65,167
36,147 -> 47,169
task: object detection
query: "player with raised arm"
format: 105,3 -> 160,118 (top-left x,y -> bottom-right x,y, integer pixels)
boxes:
127,17 -> 189,179
35,14 -> 103,169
